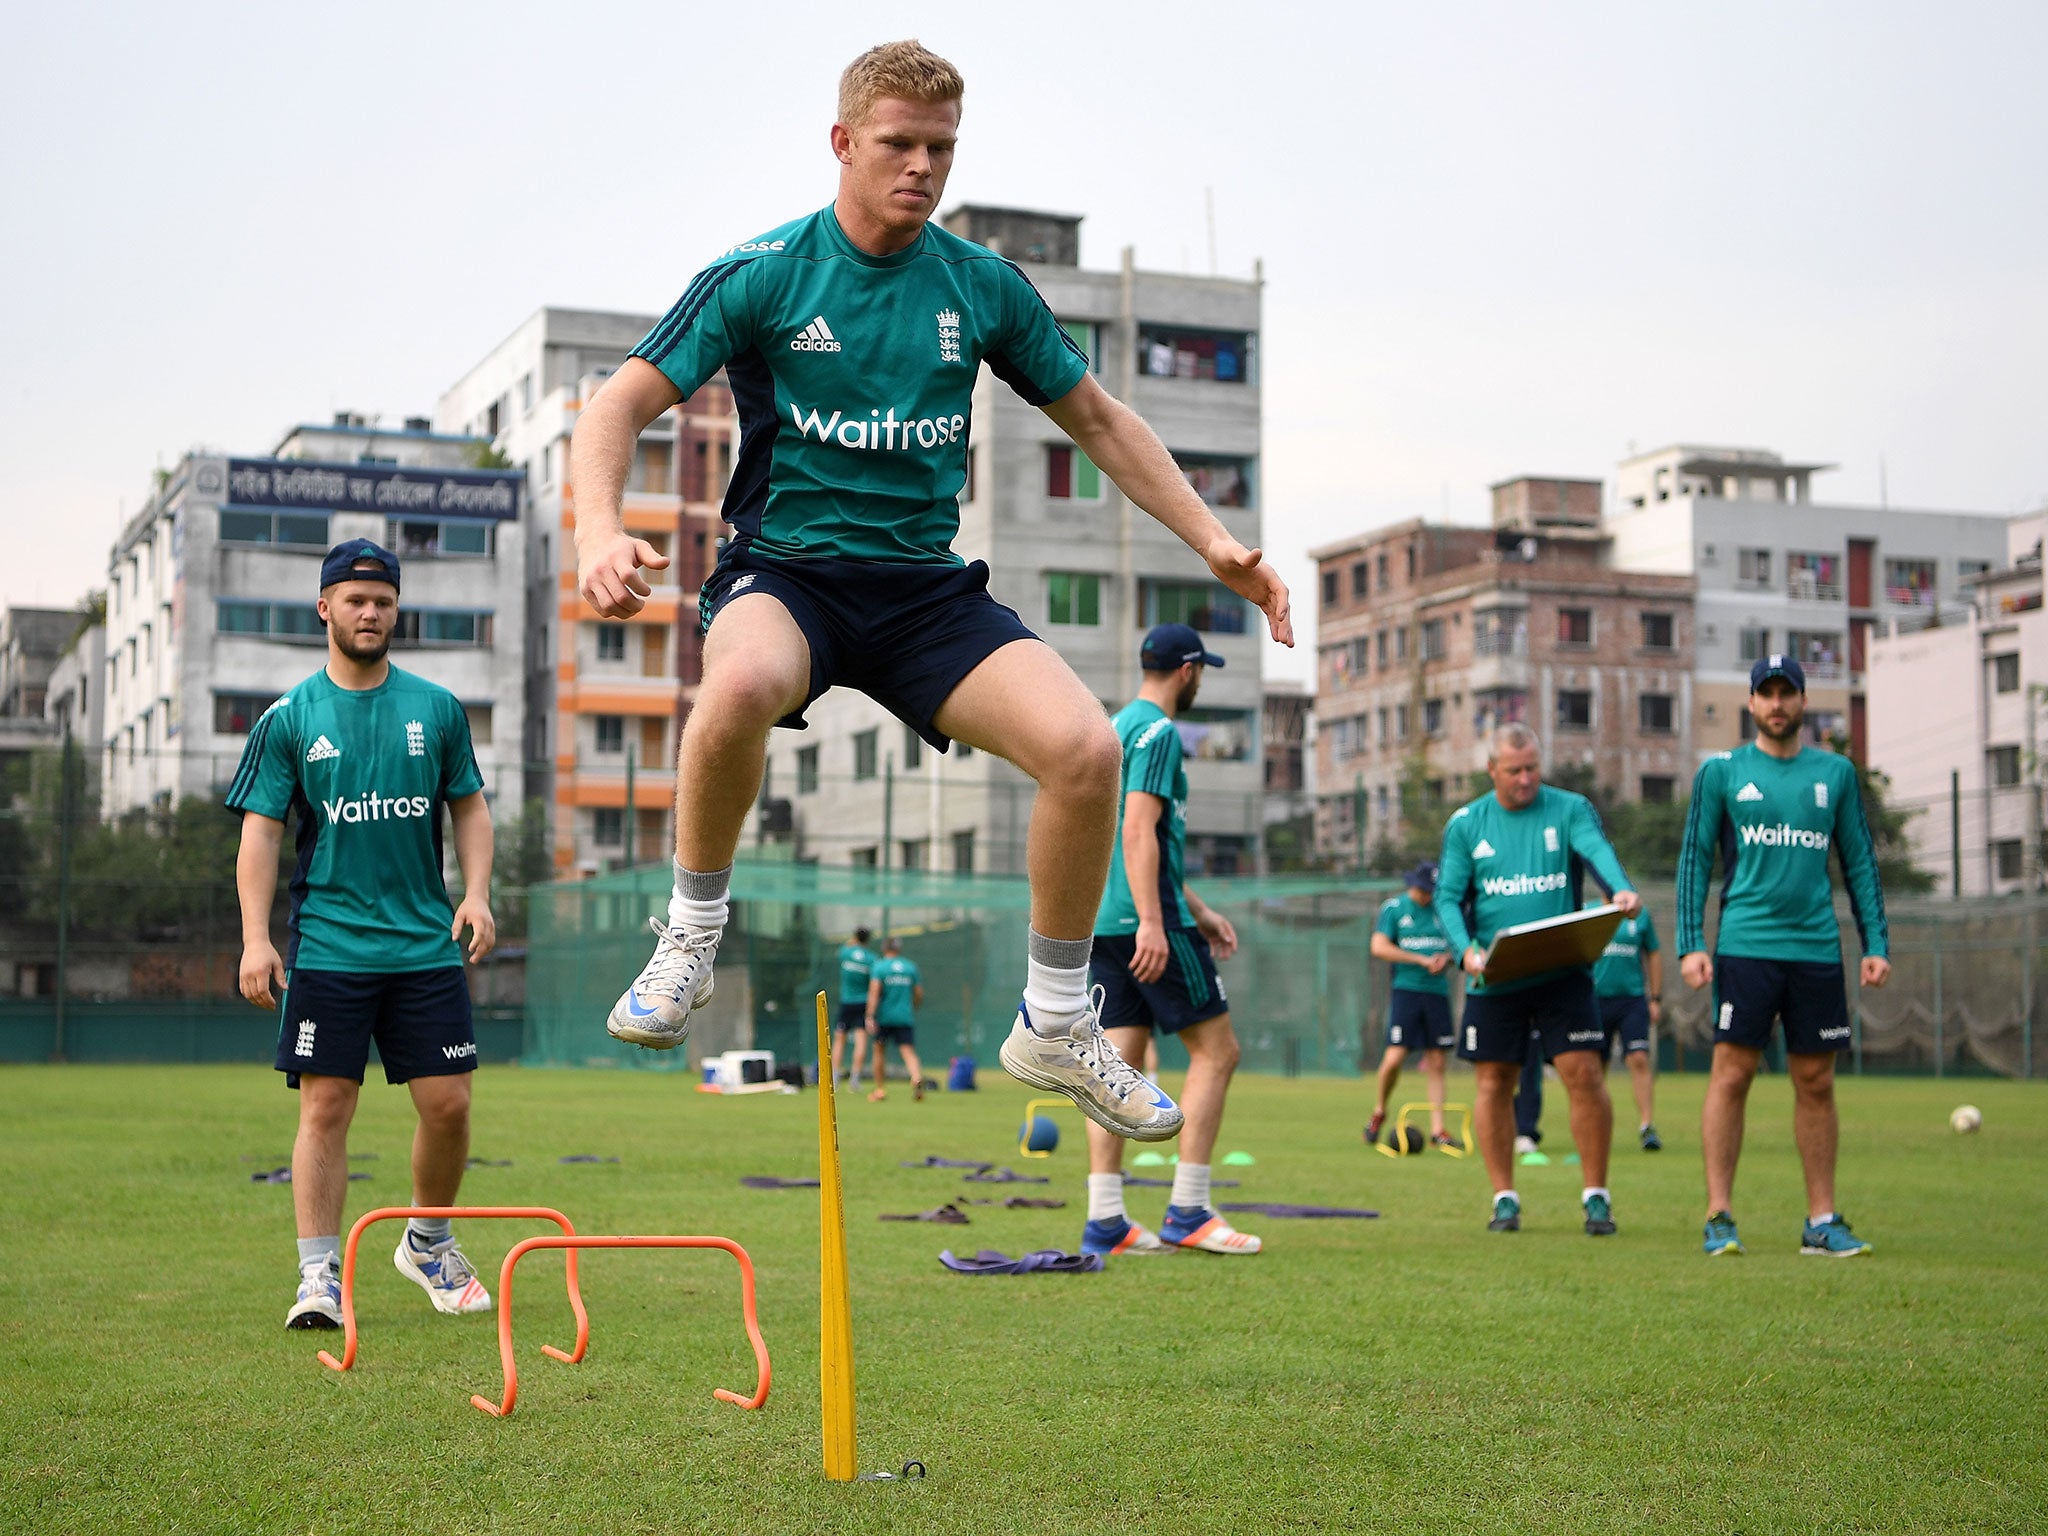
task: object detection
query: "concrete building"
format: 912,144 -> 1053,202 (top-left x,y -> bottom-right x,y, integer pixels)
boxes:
0,606 -> 73,769
755,206 -> 1268,877
436,308 -> 735,873
43,619 -> 106,749
1867,513 -> 2048,895
100,419 -> 524,815
1313,477 -> 1695,863
1604,444 -> 2013,761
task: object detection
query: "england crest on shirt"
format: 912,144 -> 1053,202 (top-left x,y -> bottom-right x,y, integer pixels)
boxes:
936,308 -> 962,364
1815,782 -> 1829,808
1544,826 -> 1559,853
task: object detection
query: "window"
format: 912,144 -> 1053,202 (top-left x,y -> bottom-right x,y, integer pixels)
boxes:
1321,571 -> 1339,608
1375,630 -> 1388,669
1641,775 -> 1675,804
1137,324 -> 1253,383
1641,612 -> 1675,651
1474,611 -> 1526,657
466,704 -> 494,746
1787,551 -> 1842,601
1045,444 -> 1102,499
1739,627 -> 1773,663
899,839 -> 929,871
1395,627 -> 1410,663
1351,562 -> 1368,599
1884,558 -> 1938,606
1787,630 -> 1844,678
1172,452 -> 1253,509
218,509 -> 330,547
212,691 -> 281,735
1996,840 -> 2024,882
1395,704 -> 1411,740
596,624 -> 627,661
1058,320 -> 1099,372
1423,698 -> 1444,737
903,724 -> 922,772
1175,708 -> 1256,762
1740,708 -> 1757,742
391,518 -> 493,557
393,610 -> 492,647
796,746 -> 818,795
1047,572 -> 1101,626
1375,553 -> 1389,592
1406,547 -> 1418,580
1990,745 -> 2022,787
215,600 -> 324,639
1995,654 -> 2020,693
1420,620 -> 1446,661
1639,694 -> 1675,733
853,728 -> 878,782
1960,559 -> 1992,583
1327,716 -> 1360,759
1474,688 -> 1527,734
1737,548 -> 1772,588
952,829 -> 976,876
593,808 -> 623,847
1557,608 -> 1592,646
595,716 -> 624,754
1557,690 -> 1592,730
1140,580 -> 1245,635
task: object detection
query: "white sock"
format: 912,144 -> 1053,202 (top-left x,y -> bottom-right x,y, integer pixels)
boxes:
1170,1161 -> 1211,1212
1810,1210 -> 1837,1225
296,1235 -> 340,1269
668,862 -> 731,932
1496,1188 -> 1519,1208
1022,936 -> 1092,1032
1086,1173 -> 1127,1223
1582,1186 -> 1610,1206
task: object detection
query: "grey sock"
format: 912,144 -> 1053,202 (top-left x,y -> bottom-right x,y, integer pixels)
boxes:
1027,929 -> 1092,969
297,1236 -> 341,1269
407,1216 -> 452,1247
675,861 -> 732,901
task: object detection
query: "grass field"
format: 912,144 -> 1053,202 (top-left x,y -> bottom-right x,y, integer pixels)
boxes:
2,1060 -> 2043,1535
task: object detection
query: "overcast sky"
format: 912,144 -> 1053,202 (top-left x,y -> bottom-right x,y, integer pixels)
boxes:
5,2 -> 2044,683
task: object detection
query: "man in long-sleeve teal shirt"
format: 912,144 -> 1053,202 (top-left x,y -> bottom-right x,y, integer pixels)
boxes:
1437,723 -> 1639,1237
1677,656 -> 1891,1260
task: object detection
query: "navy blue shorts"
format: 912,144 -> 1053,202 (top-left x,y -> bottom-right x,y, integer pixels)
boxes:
277,966 -> 474,1087
835,1001 -> 867,1033
1599,994 -> 1652,1057
700,543 -> 1037,751
1091,929 -> 1229,1036
1713,955 -> 1851,1055
874,1023 -> 917,1047
1386,990 -> 1454,1052
1458,970 -> 1604,1064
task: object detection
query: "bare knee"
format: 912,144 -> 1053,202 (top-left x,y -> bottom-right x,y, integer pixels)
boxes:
1789,1055 -> 1835,1105
1189,1018 -> 1240,1076
693,659 -> 806,738
1034,716 -> 1121,802
410,1075 -> 472,1134
297,1076 -> 358,1138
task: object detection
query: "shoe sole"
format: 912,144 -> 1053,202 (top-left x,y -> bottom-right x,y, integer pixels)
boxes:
607,977 -> 714,1050
998,1036 -> 1182,1142
1799,1245 -> 1872,1258
1705,1244 -> 1746,1257
1585,1224 -> 1617,1236
285,1303 -> 340,1330
1487,1219 -> 1520,1232
393,1242 -> 492,1314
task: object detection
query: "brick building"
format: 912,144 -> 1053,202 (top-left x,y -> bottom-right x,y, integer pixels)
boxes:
1313,477 -> 1695,863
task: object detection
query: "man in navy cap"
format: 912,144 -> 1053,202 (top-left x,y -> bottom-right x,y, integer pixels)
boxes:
1365,860 -> 1458,1150
1078,623 -> 1261,1256
227,538 -> 499,1328
1676,654 -> 1891,1258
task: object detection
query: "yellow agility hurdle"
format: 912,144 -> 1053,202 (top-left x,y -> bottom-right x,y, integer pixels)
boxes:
1373,1101 -> 1474,1159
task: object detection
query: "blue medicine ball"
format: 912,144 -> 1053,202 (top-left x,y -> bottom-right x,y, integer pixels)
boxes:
1021,1114 -> 1059,1153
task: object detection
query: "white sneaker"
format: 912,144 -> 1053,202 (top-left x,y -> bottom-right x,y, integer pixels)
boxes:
1513,1135 -> 1539,1156
393,1232 -> 491,1315
998,993 -> 1183,1142
607,918 -> 719,1049
285,1258 -> 342,1330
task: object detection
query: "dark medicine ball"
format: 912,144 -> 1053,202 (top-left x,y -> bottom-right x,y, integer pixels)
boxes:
1387,1125 -> 1425,1155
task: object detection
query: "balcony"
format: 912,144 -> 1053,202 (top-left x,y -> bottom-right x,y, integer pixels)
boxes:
1787,574 -> 1844,603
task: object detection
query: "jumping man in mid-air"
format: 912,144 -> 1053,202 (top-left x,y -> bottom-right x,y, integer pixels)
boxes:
572,41 -> 1291,1143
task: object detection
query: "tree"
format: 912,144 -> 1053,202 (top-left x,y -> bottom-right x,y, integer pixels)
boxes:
467,441 -> 515,471
492,798 -> 555,941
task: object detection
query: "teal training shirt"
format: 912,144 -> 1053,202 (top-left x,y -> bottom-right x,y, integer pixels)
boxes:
1676,744 -> 1889,964
871,956 -> 921,1027
224,666 -> 485,973
1095,700 -> 1194,936
836,942 -> 875,1006
1435,784 -> 1634,995
1590,900 -> 1660,998
1375,893 -> 1452,995
633,208 -> 1091,566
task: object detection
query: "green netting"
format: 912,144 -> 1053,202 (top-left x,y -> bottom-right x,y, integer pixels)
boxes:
524,853 -> 1397,1076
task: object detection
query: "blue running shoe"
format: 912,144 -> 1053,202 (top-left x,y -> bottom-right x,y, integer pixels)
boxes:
1640,1124 -> 1663,1152
1079,1215 -> 1169,1257
1703,1211 -> 1744,1256
1583,1193 -> 1617,1236
394,1231 -> 492,1313
1487,1193 -> 1520,1232
285,1258 -> 341,1330
1160,1204 -> 1262,1254
1800,1214 -> 1872,1258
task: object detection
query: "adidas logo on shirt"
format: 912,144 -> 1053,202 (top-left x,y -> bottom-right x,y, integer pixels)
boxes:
306,735 -> 341,763
790,316 -> 842,353
1472,839 -> 1496,858
1736,782 -> 1763,802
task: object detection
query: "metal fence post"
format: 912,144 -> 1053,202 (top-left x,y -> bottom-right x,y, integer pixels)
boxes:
1932,947 -> 1943,1077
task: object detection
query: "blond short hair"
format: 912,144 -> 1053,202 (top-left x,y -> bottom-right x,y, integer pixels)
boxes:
838,40 -> 964,128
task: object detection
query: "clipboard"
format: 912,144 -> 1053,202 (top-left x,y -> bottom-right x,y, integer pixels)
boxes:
1479,903 -> 1625,988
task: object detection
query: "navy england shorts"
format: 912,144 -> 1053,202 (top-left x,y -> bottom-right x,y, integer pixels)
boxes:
700,543 -> 1037,751
1090,929 -> 1229,1036
1712,955 -> 1851,1055
277,966 -> 474,1088
874,1023 -> 917,1047
1458,970 -> 1605,1064
1386,990 -> 1454,1052
1599,995 -> 1653,1058
835,1001 -> 867,1033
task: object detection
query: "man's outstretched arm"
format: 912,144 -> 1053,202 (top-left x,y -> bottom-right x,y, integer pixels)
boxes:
572,358 -> 682,618
1041,375 -> 1292,646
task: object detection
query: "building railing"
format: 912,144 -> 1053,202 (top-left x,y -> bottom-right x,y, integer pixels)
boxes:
1472,631 -> 1528,657
1787,575 -> 1845,602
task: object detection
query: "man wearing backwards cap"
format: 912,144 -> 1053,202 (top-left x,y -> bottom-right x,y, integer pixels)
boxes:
226,539 -> 498,1329
1079,623 -> 1261,1257
1677,654 -> 1890,1259
1365,860 -> 1458,1150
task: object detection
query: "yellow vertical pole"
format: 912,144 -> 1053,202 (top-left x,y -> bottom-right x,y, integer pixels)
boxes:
816,992 -> 857,1479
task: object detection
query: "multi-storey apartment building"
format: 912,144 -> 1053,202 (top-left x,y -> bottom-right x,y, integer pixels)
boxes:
100,418 -> 524,815
436,309 -> 734,872
1313,477 -> 1695,862
1604,444 -> 2013,760
754,205 -> 1269,876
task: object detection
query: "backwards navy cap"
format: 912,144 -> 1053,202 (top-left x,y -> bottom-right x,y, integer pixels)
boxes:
319,538 -> 401,593
1749,653 -> 1805,693
1140,622 -> 1225,671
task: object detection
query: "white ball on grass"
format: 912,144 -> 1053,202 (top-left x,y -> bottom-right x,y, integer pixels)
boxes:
1949,1104 -> 1982,1135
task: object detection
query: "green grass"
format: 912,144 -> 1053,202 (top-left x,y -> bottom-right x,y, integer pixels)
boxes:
2,1062 -> 2043,1535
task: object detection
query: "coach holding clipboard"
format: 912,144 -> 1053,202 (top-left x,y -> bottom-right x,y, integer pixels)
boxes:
1435,724 -> 1639,1238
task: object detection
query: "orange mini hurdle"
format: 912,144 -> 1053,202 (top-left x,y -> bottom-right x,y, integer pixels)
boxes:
316,1206 -> 588,1374
469,1235 -> 771,1419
